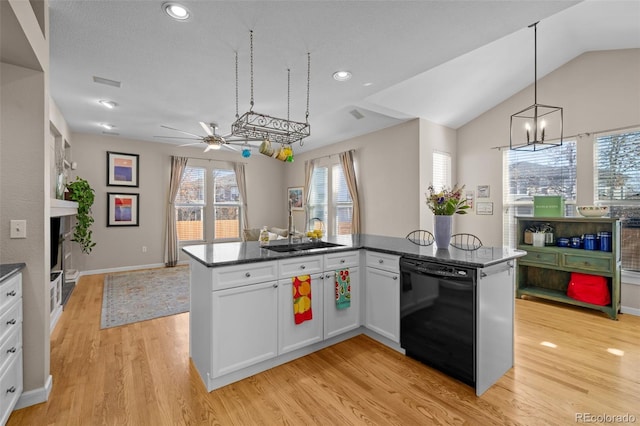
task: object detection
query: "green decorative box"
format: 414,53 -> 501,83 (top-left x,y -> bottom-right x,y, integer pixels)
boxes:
533,196 -> 564,217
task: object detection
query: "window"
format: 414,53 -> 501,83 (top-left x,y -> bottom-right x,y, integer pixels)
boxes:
503,141 -> 577,247
594,129 -> 640,272
175,161 -> 243,242
308,162 -> 353,236
432,151 -> 451,191
213,168 -> 241,240
175,166 -> 205,242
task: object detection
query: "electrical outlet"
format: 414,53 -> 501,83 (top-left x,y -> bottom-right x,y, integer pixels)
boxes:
142,246 -> 147,253
10,220 -> 27,239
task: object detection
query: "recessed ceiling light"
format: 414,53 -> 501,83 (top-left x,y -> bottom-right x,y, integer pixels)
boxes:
333,71 -> 352,82
163,2 -> 190,21
98,100 -> 117,109
99,123 -> 115,130
363,82 -> 373,87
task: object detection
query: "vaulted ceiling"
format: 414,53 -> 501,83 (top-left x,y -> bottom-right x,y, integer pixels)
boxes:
48,0 -> 640,152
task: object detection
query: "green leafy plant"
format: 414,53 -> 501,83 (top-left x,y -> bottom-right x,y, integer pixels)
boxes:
66,177 -> 96,254
425,184 -> 470,215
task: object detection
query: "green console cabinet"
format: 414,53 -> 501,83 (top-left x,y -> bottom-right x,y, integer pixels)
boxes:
516,217 -> 621,319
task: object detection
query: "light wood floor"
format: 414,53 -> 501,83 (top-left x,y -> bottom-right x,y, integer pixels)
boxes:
8,272 -> 640,425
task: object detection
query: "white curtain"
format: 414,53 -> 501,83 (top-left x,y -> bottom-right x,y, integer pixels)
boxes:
303,159 -> 316,231
233,162 -> 249,230
164,156 -> 188,267
339,150 -> 361,234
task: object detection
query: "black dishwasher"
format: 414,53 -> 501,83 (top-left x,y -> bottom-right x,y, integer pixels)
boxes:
399,257 -> 476,387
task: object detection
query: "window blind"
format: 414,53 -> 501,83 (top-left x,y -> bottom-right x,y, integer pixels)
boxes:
432,151 -> 451,192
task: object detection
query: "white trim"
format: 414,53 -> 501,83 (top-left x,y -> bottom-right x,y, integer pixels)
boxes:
622,270 -> 640,286
15,374 -> 52,409
620,305 -> 640,317
79,261 -> 188,277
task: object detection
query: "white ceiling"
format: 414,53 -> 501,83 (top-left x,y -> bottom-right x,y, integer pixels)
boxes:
47,0 -> 640,153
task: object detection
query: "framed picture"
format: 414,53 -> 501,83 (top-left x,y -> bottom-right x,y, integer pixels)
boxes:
107,151 -> 139,187
288,187 -> 304,210
476,201 -> 494,215
107,193 -> 139,226
477,185 -> 490,198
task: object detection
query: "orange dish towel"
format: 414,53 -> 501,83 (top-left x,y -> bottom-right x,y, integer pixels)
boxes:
292,275 -> 312,324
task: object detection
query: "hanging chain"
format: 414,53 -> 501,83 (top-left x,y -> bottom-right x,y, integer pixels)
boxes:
250,30 -> 254,111
287,68 -> 291,125
305,52 -> 310,122
235,51 -> 239,119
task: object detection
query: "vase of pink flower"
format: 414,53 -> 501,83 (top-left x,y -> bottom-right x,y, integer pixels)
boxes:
426,184 -> 470,248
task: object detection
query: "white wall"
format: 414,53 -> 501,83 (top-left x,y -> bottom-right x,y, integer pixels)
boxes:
284,119 -> 422,237
457,48 -> 640,311
69,133 -> 286,273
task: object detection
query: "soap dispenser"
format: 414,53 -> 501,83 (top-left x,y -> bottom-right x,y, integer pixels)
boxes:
259,226 -> 269,246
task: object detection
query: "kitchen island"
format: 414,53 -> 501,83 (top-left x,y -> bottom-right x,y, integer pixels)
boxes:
183,234 -> 525,396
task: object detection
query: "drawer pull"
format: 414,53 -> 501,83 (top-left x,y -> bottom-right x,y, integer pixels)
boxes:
379,259 -> 384,264
340,259 -> 345,264
392,275 -> 398,280
7,347 -> 16,354
6,319 -> 16,325
6,386 -> 16,394
272,283 -> 278,288
300,265 -> 306,270
245,272 -> 251,278
6,291 -> 16,297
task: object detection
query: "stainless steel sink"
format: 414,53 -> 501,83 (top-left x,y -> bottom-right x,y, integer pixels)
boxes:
263,241 -> 344,253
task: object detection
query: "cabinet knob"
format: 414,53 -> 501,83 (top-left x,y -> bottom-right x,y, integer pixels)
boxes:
273,283 -> 278,288
300,265 -> 306,270
245,272 -> 251,278
6,347 -> 16,354
6,319 -> 16,325
340,259 -> 345,264
6,386 -> 16,394
326,274 -> 332,279
392,275 -> 398,280
6,291 -> 16,297
379,259 -> 384,264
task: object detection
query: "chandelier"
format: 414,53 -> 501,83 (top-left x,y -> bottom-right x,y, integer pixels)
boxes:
510,22 -> 563,151
230,31 -> 311,146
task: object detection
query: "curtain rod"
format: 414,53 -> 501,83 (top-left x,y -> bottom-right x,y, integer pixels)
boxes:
181,155 -> 247,165
309,148 -> 356,162
491,123 -> 640,151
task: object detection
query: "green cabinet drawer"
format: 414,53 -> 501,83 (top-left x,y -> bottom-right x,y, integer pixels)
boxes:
520,250 -> 558,267
562,254 -> 612,273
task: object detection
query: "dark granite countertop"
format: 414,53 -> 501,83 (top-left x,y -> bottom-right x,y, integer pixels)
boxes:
182,234 -> 526,269
0,263 -> 26,283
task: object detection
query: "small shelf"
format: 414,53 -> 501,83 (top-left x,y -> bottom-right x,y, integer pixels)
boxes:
50,199 -> 78,217
518,286 -> 616,318
65,269 -> 79,283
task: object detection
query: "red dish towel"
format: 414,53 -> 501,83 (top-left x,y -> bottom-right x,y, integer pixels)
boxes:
292,275 -> 312,324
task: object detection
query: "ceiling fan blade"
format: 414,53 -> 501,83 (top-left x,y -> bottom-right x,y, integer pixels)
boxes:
221,144 -> 239,152
154,136 -> 202,140
199,121 -> 214,136
204,144 -> 222,153
160,125 -> 203,138
178,142 -> 204,147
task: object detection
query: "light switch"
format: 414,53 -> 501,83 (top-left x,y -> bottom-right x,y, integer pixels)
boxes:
10,220 -> 27,239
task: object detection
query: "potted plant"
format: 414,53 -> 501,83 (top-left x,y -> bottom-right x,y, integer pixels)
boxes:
66,177 -> 96,254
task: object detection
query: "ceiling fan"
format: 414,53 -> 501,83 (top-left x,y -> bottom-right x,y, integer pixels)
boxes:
155,122 -> 259,153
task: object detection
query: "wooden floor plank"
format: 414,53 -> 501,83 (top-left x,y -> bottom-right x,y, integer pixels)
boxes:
8,271 -> 640,425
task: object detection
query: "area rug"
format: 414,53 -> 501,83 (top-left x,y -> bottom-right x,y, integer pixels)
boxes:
101,266 -> 189,329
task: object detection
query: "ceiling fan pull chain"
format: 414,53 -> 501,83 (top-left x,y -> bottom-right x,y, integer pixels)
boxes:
306,52 -> 310,123
235,51 -> 239,119
287,68 -> 291,130
250,30 -> 254,111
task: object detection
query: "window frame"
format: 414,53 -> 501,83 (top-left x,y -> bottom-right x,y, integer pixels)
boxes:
308,158 -> 353,236
175,165 -> 206,243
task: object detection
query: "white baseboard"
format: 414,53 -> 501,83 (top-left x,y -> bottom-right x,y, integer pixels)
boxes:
620,305 -> 640,317
15,374 -> 52,409
79,261 -> 188,277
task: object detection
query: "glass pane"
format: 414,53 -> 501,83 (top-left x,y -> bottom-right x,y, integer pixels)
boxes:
176,166 -> 205,204
336,205 -> 353,235
213,169 -> 240,203
176,206 -> 203,241
309,166 -> 328,231
215,206 -> 240,239
611,206 -> 640,272
595,131 -> 640,202
433,151 -> 451,192
333,166 -> 352,203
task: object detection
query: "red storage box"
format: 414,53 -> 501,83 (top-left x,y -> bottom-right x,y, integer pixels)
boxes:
566,272 -> 610,306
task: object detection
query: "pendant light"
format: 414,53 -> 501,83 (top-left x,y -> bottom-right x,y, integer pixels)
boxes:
510,21 -> 563,151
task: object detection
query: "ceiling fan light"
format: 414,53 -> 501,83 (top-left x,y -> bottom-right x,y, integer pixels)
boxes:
98,99 -> 117,109
163,3 -> 190,21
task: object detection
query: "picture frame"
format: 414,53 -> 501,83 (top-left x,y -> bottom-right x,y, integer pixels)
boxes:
107,151 -> 139,187
107,193 -> 139,226
477,185 -> 490,198
288,187 -> 304,210
476,201 -> 494,215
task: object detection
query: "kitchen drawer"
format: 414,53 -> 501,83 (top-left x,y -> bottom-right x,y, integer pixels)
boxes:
212,261 -> 278,291
0,351 -> 22,426
0,302 -> 21,344
519,250 -> 559,267
0,328 -> 21,374
279,255 -> 323,278
324,250 -> 360,269
365,251 -> 400,273
0,273 -> 21,313
562,253 -> 612,274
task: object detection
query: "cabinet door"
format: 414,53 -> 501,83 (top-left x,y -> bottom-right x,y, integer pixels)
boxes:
211,281 -> 278,377
278,273 -> 324,354
365,267 -> 400,343
324,266 -> 360,339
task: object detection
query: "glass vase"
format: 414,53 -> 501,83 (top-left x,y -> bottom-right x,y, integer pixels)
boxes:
434,215 -> 452,249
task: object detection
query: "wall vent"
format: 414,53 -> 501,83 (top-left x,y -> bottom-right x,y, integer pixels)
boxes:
93,76 -> 121,88
349,109 -> 365,120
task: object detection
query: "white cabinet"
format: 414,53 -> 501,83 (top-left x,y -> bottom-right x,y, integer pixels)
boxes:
365,251 -> 400,343
278,272 -> 324,354
323,251 -> 361,339
211,280 -> 278,377
0,271 -> 23,426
